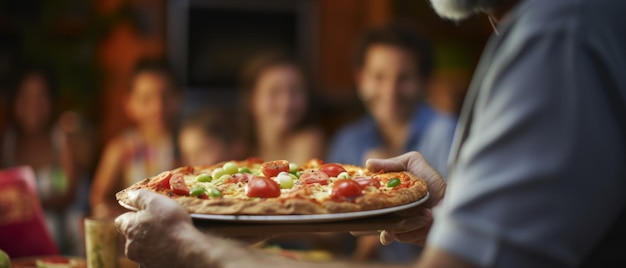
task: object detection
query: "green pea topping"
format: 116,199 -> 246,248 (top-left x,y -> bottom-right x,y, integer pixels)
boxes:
196,174 -> 212,182
387,178 -> 401,188
238,167 -> 252,174
288,173 -> 298,181
189,186 -> 206,197
223,162 -> 239,174
209,188 -> 222,197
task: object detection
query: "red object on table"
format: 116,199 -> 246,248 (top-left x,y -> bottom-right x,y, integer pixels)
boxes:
0,166 -> 59,258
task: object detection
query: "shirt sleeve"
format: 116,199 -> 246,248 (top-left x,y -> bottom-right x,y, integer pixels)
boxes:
427,12 -> 626,268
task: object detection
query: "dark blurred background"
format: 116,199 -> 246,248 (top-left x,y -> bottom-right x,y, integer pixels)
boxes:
0,0 -> 492,150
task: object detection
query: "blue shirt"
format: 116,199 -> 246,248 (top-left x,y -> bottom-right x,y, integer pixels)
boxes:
326,103 -> 457,263
429,0 -> 626,266
327,103 -> 456,176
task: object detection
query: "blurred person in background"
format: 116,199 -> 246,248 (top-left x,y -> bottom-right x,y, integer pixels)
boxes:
238,52 -> 328,253
90,59 -> 181,219
0,66 -> 78,254
57,110 -> 98,256
326,24 -> 457,264
178,107 -> 244,167
238,52 -> 325,165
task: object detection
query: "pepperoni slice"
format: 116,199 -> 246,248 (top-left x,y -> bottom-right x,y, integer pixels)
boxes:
353,176 -> 381,189
224,173 -> 253,184
319,163 -> 347,177
169,173 -> 189,196
154,171 -> 173,189
299,169 -> 330,185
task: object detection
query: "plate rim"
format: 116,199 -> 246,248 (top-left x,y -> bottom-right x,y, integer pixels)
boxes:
190,192 -> 429,223
119,192 -> 429,223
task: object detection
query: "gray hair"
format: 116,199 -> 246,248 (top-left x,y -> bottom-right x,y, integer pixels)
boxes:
429,0 -> 508,20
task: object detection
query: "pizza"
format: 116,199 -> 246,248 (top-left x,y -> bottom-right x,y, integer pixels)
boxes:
116,158 -> 428,215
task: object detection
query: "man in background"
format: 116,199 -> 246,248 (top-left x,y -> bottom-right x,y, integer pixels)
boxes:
326,24 -> 456,263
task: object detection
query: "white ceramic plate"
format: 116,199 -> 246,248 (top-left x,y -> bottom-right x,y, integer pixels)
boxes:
190,192 -> 429,223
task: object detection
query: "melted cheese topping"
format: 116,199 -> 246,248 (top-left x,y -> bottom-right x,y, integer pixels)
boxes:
179,163 -> 392,201
308,183 -> 331,202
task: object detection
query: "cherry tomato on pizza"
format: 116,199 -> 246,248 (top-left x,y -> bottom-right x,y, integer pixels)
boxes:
299,169 -> 330,185
247,176 -> 281,198
331,180 -> 363,201
261,160 -> 290,177
155,171 -> 173,189
319,163 -> 347,177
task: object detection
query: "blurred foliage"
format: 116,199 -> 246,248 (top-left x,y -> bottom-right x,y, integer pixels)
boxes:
432,42 -> 474,69
0,0 -> 134,118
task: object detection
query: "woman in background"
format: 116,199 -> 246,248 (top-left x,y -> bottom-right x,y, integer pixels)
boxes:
90,59 -> 181,219
239,52 -> 325,164
1,66 -> 77,254
238,52 -> 328,252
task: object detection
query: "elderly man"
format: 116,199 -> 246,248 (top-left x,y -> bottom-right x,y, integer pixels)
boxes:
115,0 -> 626,267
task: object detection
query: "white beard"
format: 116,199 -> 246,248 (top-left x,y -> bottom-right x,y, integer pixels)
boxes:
429,0 -> 505,20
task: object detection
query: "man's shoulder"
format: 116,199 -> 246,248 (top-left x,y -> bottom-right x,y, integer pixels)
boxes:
495,2 -> 586,49
507,0 -> 622,38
